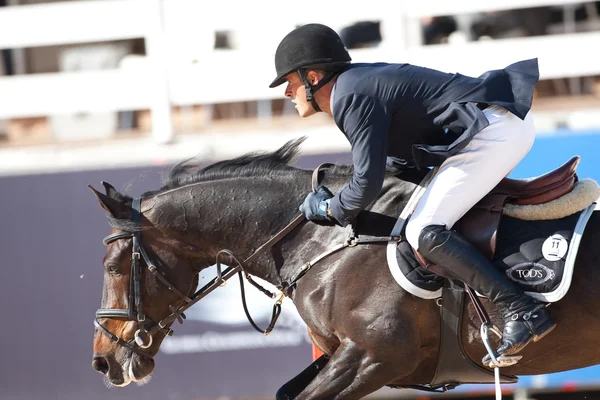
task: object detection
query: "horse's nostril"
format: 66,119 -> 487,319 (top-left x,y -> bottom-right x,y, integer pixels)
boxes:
92,356 -> 110,375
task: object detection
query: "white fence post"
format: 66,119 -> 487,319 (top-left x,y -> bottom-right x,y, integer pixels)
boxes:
144,0 -> 173,144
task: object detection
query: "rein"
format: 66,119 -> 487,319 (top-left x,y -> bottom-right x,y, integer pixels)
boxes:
188,163 -> 395,335
189,214 -> 305,336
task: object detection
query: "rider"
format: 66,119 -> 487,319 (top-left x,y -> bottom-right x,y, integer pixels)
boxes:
269,23 -> 556,362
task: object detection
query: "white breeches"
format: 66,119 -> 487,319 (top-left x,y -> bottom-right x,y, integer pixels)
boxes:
405,105 -> 536,250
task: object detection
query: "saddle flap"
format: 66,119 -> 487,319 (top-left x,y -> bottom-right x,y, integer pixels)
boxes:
430,285 -> 518,387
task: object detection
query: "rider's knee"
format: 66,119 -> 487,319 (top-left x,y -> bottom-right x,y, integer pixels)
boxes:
405,221 -> 450,254
406,218 -> 445,250
414,225 -> 449,256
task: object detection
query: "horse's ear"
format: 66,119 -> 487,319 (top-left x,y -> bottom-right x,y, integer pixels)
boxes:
101,181 -> 129,202
101,181 -> 119,198
88,185 -> 130,219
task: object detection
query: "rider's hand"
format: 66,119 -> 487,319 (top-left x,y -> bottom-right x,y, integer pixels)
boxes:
299,186 -> 334,222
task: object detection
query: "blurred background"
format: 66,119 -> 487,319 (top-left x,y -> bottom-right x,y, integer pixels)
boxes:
1,0 -> 600,399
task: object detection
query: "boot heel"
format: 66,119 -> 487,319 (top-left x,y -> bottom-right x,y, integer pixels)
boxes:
533,320 -> 557,342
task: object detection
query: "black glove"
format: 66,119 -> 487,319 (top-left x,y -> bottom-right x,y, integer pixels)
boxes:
299,186 -> 334,222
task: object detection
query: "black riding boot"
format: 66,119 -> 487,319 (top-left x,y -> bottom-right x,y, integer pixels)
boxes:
418,225 -> 556,361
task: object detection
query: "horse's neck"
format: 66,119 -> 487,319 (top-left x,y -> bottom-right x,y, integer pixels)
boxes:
202,172 -> 418,285
148,170 -> 417,287
150,174 -> 313,285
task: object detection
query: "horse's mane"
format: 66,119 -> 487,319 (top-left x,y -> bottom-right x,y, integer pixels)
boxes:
108,137 -> 420,231
147,137 -> 353,196
108,137 -> 312,230
160,137 -> 305,191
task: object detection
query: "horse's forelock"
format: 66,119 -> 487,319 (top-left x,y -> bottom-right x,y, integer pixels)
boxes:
107,216 -> 143,233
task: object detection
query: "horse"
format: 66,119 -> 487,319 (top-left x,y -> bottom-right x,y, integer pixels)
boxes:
90,139 -> 600,399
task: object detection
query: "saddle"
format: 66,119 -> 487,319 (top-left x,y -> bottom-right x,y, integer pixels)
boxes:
454,156 -> 580,260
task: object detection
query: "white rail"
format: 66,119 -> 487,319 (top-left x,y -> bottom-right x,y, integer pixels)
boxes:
404,0 -> 584,17
0,0 -> 598,144
0,0 -> 150,49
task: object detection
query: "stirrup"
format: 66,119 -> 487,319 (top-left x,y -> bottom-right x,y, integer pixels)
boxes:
480,323 -> 522,368
483,353 -> 523,369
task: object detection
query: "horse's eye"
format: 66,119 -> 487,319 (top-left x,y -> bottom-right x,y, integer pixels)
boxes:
106,263 -> 121,274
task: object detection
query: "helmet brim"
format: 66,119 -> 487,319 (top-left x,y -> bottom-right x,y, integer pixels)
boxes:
268,59 -> 336,88
269,74 -> 287,88
269,61 -> 351,88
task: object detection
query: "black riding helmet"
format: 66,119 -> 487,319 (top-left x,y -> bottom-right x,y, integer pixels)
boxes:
269,24 -> 351,112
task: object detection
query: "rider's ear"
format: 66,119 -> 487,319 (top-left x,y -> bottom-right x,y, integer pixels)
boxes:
306,70 -> 320,85
88,185 -> 130,219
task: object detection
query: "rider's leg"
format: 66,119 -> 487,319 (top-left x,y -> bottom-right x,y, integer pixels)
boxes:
405,105 -> 555,358
417,225 -> 555,358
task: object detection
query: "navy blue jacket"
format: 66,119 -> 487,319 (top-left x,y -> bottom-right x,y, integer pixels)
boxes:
328,59 -> 539,226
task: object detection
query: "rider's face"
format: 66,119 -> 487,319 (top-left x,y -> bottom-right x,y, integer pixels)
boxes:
284,72 -> 317,118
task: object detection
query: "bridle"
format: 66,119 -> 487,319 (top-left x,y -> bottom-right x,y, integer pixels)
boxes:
94,165 -> 397,359
94,198 -> 306,360
94,198 -> 193,358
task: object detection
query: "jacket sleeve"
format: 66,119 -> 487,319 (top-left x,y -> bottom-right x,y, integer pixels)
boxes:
329,93 -> 390,226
